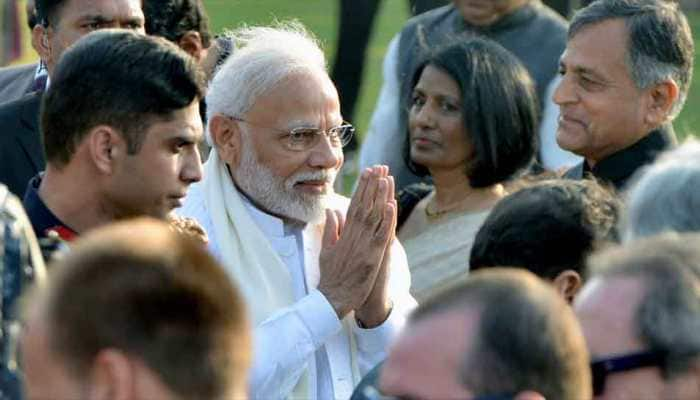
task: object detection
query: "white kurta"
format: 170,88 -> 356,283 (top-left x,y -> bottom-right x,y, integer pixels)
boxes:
178,172 -> 416,400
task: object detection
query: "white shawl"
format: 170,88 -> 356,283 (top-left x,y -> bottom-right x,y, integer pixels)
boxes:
201,151 -> 360,398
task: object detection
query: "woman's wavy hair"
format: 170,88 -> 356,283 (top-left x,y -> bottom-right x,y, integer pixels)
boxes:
403,37 -> 539,188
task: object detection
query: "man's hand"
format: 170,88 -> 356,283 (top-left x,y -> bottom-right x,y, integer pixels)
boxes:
318,166 -> 396,320
355,175 -> 396,327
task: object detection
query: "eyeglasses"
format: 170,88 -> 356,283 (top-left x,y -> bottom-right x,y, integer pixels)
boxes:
227,116 -> 355,152
590,350 -> 666,396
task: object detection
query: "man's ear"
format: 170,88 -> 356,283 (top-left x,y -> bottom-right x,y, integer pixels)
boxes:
88,349 -> 134,400
177,31 -> 205,62
32,24 -> 51,64
552,269 -> 582,304
644,79 -> 679,128
88,126 -> 124,175
209,114 -> 241,167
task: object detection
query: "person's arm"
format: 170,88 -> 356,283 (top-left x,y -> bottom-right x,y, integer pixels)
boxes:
353,237 -> 416,374
250,289 -> 342,399
358,34 -> 401,172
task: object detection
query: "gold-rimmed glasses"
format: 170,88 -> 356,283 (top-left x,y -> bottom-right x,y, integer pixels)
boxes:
227,116 -> 355,152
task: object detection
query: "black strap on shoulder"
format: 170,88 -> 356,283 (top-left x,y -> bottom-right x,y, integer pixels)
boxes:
396,183 -> 433,231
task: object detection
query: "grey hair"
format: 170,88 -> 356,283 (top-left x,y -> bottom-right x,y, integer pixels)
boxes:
570,0 -> 694,118
588,233 -> 700,376
205,21 -> 327,145
414,269 -> 591,400
623,140 -> 700,241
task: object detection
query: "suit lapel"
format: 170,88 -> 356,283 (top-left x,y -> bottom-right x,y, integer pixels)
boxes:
15,93 -> 44,173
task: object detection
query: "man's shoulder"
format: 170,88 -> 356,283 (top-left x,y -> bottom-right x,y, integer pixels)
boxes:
0,62 -> 36,79
524,2 -> 568,37
0,63 -> 38,104
0,91 -> 41,118
401,4 -> 457,36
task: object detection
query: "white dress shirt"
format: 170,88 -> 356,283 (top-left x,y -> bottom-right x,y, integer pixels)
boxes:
178,184 -> 416,399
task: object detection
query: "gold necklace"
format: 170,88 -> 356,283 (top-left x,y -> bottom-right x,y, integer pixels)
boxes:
424,193 -> 475,219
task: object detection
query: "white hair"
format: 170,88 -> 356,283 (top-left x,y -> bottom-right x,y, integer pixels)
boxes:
623,139 -> 700,241
205,21 -> 327,145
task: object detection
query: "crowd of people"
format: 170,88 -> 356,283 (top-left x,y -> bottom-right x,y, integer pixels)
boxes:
1,0 -> 699,399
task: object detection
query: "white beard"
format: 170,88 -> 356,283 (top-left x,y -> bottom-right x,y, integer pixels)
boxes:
232,139 -> 337,224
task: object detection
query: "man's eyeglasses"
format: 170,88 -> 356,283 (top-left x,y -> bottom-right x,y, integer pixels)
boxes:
590,350 -> 666,396
227,116 -> 355,152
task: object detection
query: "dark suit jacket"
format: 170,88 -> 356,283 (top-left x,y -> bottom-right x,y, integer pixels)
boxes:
0,92 -> 45,197
0,63 -> 37,105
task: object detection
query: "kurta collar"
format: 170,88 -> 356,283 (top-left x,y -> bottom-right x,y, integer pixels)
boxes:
239,193 -> 304,238
584,124 -> 676,189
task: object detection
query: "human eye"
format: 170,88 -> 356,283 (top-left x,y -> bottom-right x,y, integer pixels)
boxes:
82,21 -> 103,30
286,128 -> 317,149
439,100 -> 459,113
578,74 -> 603,91
171,138 -> 193,153
411,92 -> 426,108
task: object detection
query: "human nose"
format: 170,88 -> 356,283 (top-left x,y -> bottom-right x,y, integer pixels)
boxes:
412,102 -> 436,128
308,134 -> 342,169
552,74 -> 577,106
182,148 -> 203,183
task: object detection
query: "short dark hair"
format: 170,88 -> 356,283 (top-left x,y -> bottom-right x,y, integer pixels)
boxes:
414,268 -> 591,400
143,0 -> 212,48
27,0 -> 38,29
588,233 -> 700,377
41,29 -> 206,167
35,0 -> 66,27
470,179 -> 621,279
403,37 -> 538,188
569,0 -> 694,117
37,218 -> 250,399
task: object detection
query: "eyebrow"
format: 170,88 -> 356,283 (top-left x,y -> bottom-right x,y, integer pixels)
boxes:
79,14 -> 144,25
560,60 -> 608,82
79,15 -> 113,24
413,87 -> 461,104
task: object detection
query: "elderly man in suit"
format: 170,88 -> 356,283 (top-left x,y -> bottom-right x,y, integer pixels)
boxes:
556,0 -> 693,190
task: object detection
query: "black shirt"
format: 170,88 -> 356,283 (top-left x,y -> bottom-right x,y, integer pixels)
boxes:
564,125 -> 676,191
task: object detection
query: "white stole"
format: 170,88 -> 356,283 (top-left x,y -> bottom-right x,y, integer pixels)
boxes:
202,152 -> 360,398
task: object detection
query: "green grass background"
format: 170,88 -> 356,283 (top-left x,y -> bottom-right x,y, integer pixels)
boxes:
201,0 -> 700,141
9,0 -> 700,140
202,0 -> 410,143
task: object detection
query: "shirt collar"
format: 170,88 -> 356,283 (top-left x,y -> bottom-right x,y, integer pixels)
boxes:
584,124 -> 676,189
239,193 -> 304,238
22,174 -> 77,241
